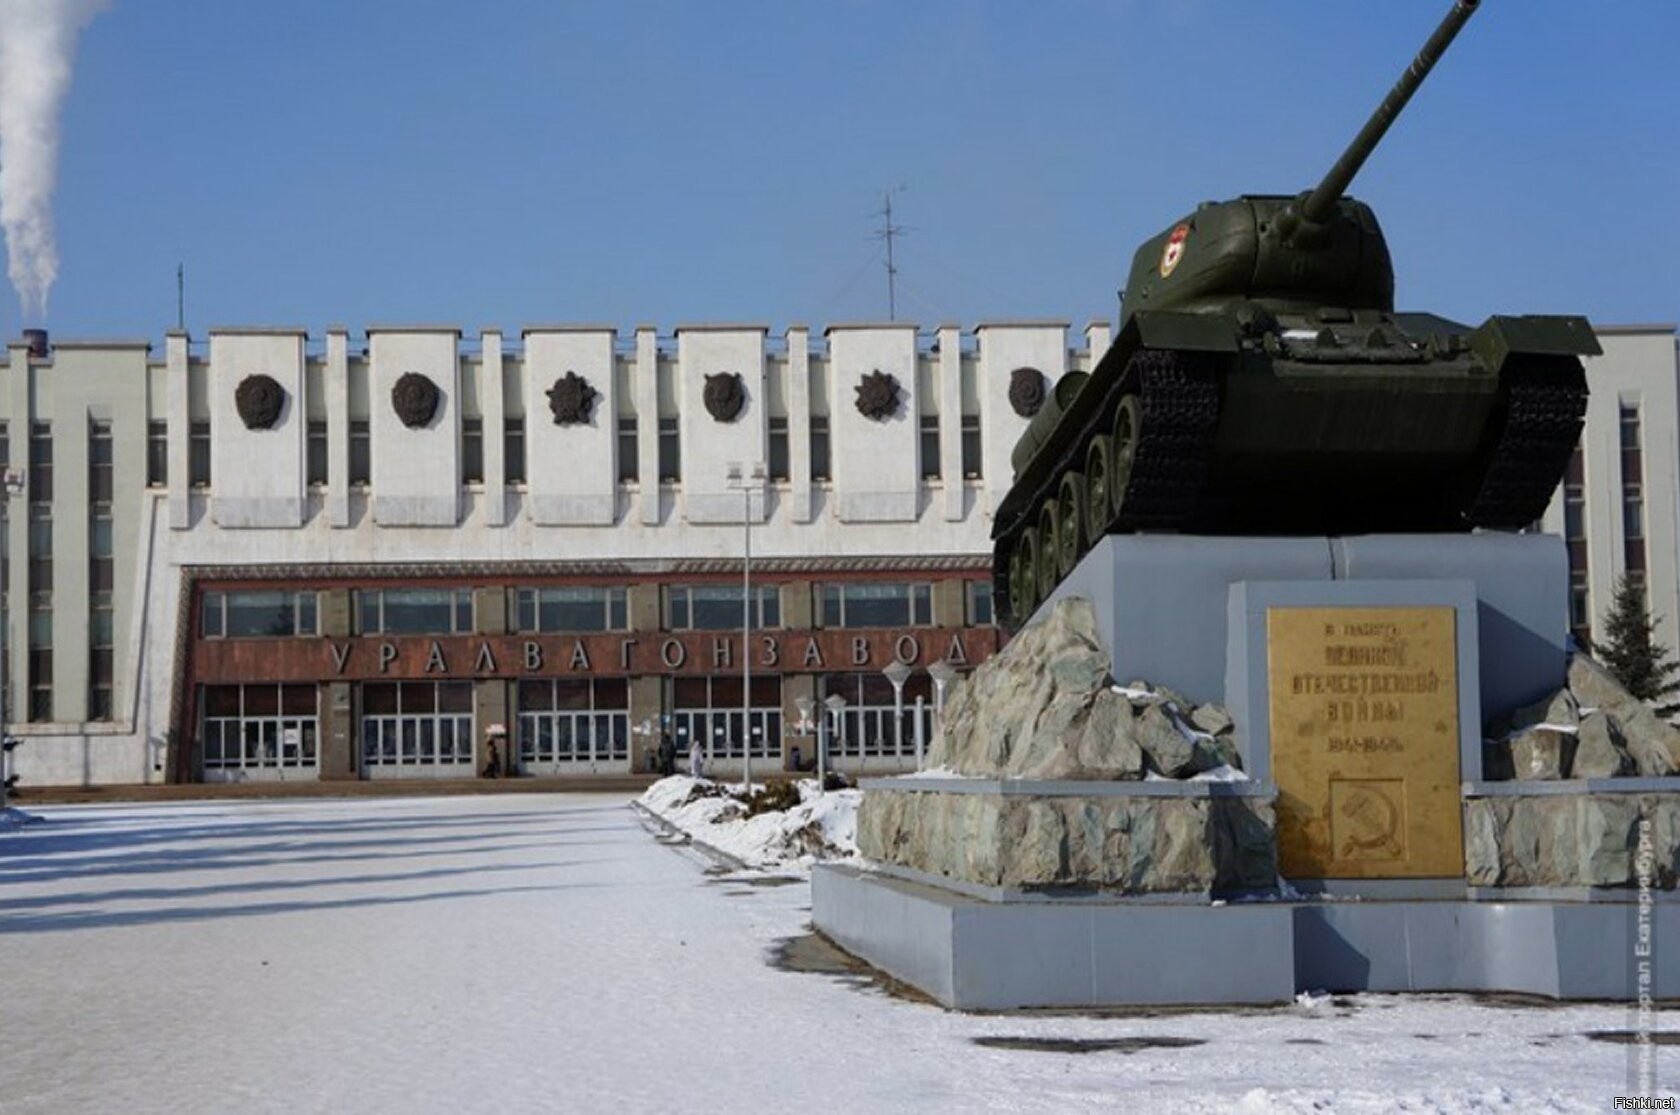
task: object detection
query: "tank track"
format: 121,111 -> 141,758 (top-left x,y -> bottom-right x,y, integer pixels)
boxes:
993,348 -> 1222,625
1113,349 -> 1222,530
1462,354 -> 1588,529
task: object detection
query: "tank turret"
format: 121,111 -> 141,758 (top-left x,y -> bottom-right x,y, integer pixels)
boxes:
993,0 -> 1596,630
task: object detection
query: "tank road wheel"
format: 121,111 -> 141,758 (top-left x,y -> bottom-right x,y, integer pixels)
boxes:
1085,436 -> 1115,540
1036,500 -> 1061,602
1056,472 -> 1087,577
1109,395 -> 1142,520
1011,529 -> 1041,623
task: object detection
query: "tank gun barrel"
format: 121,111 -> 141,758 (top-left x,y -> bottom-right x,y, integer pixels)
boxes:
1300,0 -> 1480,224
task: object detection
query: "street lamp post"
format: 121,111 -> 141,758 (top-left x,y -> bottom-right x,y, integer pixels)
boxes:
726,461 -> 766,793
822,692 -> 847,793
912,695 -> 927,770
927,659 -> 958,747
2,466 -> 29,824
882,660 -> 911,766
793,694 -> 815,775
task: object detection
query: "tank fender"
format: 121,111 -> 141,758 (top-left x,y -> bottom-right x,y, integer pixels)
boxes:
1122,310 -> 1241,355
1469,315 -> 1601,370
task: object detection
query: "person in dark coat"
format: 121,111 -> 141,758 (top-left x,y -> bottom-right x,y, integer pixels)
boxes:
657,731 -> 677,777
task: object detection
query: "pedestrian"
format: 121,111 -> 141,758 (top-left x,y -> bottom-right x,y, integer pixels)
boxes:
658,730 -> 677,777
688,739 -> 705,780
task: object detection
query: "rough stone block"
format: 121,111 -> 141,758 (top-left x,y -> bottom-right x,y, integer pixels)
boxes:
1572,712 -> 1634,780
859,788 -> 1275,896
1464,799 -> 1502,886
1576,796 -> 1640,887
1509,726 -> 1575,780
1137,705 -> 1195,777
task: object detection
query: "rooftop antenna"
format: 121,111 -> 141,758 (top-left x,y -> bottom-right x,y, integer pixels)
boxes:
176,263 -> 185,331
875,186 -> 907,321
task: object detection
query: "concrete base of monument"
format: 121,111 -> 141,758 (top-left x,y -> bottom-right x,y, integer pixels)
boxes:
1296,896 -> 1680,999
812,863 -> 1680,1009
811,862 -> 1297,1009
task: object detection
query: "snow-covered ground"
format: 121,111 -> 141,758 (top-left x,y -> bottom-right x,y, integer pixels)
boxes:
636,775 -> 861,867
1,792 -> 1671,1114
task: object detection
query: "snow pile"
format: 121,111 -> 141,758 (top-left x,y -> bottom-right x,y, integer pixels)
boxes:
637,776 -> 861,870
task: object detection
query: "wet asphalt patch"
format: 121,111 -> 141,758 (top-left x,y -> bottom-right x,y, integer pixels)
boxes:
971,1036 -> 1207,1055
1585,1030 -> 1680,1046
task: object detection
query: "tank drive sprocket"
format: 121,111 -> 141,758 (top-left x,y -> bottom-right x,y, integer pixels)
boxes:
1462,354 -> 1589,529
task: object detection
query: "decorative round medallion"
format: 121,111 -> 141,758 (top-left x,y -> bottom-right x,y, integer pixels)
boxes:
1007,366 -> 1046,418
391,371 -> 441,429
703,372 -> 745,423
854,369 -> 900,421
547,370 -> 598,426
234,374 -> 285,430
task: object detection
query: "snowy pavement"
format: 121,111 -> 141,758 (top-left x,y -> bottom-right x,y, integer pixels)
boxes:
0,794 -> 1670,1114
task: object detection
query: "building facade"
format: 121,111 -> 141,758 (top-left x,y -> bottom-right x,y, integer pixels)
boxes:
4,318 -> 1672,788
1538,324 -> 1680,654
0,320 -> 1118,787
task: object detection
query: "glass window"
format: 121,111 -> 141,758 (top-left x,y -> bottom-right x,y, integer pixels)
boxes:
658,418 -> 680,482
202,592 -> 225,637
461,417 -> 483,484
967,581 -> 994,626
1620,402 -> 1641,452
768,418 -> 789,482
202,590 -> 318,638
1564,492 -> 1585,542
349,420 -> 371,485
961,416 -> 981,479
226,591 -> 303,638
29,423 -> 51,500
89,421 -> 113,502
1624,484 -> 1645,541
819,582 -> 934,627
356,588 -> 474,635
28,503 -> 51,594
147,421 -> 168,487
505,418 -> 526,484
307,421 -> 328,486
189,421 -> 210,487
618,418 -> 638,483
920,415 -> 940,480
514,677 -> 633,766
513,587 -> 627,633
665,585 -> 779,630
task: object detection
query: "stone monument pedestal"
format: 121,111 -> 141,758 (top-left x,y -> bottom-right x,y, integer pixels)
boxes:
813,533 -> 1680,1009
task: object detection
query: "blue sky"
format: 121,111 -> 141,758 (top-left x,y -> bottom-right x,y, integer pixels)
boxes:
16,0 -> 1680,341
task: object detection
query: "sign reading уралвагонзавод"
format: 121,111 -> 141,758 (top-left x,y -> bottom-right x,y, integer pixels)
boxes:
1267,606 -> 1463,879
193,627 -> 994,683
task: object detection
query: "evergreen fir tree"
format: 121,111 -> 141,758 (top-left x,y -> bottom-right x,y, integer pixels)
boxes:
1598,573 -> 1680,702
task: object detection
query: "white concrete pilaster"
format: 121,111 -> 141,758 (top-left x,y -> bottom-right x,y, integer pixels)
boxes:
481,330 -> 507,527
326,329 -> 351,527
787,326 -> 812,523
166,332 -> 191,530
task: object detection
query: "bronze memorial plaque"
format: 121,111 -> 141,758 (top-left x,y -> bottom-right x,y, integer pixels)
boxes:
1267,606 -> 1463,879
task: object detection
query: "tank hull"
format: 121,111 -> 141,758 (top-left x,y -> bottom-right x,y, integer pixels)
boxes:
991,309 -> 1592,629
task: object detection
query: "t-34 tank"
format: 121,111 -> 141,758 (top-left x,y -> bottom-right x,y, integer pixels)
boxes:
994,0 -> 1595,629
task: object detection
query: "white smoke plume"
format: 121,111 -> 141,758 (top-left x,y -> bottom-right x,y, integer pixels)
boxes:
0,0 -> 108,319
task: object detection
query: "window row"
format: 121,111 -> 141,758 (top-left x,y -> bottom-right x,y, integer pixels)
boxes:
195,671 -> 962,775
146,410 -> 987,489
199,581 -> 994,638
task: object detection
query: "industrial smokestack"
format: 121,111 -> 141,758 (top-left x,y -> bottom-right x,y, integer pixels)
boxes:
0,0 -> 110,317
21,327 -> 47,357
